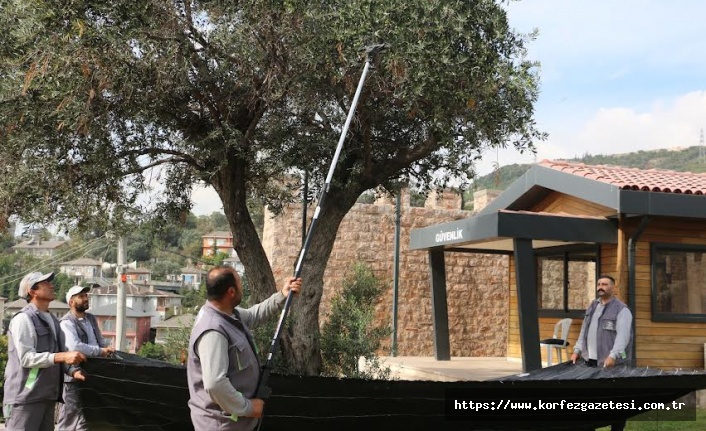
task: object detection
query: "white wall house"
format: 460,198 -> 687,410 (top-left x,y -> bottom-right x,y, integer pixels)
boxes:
59,257 -> 103,283
12,239 -> 67,257
223,256 -> 245,275
88,284 -> 183,327
180,266 -> 206,289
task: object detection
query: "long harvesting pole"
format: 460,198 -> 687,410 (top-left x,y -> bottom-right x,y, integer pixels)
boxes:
256,44 -> 388,401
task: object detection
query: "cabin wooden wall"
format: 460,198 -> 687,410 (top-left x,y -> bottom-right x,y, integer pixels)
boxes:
530,192 -> 615,217
627,216 -> 706,369
508,191 -> 706,370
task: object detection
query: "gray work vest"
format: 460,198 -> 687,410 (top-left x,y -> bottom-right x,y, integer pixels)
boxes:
580,298 -> 633,366
3,303 -> 65,405
187,301 -> 260,431
60,312 -> 104,348
60,311 -> 104,382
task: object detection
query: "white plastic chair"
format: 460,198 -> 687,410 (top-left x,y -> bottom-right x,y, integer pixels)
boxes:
539,318 -> 572,366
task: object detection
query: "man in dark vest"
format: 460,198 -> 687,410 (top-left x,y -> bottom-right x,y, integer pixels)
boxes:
56,285 -> 115,430
3,272 -> 86,431
187,266 -> 302,431
571,274 -> 633,431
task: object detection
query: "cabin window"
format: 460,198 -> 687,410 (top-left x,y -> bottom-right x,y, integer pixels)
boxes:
536,245 -> 598,317
652,243 -> 706,322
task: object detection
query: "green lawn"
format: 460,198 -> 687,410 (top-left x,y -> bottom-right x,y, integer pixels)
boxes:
597,409 -> 706,430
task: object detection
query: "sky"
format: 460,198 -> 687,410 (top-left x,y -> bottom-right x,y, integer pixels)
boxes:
475,0 -> 706,175
191,0 -> 706,215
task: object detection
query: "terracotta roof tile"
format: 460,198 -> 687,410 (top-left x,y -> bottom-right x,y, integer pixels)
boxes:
539,160 -> 706,195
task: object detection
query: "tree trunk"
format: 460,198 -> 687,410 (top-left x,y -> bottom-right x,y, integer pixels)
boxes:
214,154 -> 361,376
278,190 -> 356,375
211,158 -> 277,303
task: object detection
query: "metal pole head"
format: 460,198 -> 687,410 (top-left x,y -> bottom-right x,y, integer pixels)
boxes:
362,43 -> 390,62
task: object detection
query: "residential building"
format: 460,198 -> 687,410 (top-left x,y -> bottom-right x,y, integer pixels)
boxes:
4,298 -> 69,321
180,266 -> 206,289
223,255 -> 244,275
201,231 -> 233,256
149,279 -> 183,294
125,267 -> 151,285
88,303 -> 151,354
59,257 -> 103,283
154,313 -> 195,345
12,239 -> 67,257
88,284 -> 183,326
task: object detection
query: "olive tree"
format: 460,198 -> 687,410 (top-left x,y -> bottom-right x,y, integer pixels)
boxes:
0,0 -> 542,374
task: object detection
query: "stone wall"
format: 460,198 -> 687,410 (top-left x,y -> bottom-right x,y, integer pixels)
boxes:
262,189 -> 509,357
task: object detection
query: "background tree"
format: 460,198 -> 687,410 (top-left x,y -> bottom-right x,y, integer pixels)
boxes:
1,0 -> 542,374
0,253 -> 38,300
53,273 -> 74,304
321,263 -> 391,379
179,283 -> 206,312
150,259 -> 182,280
137,341 -> 167,362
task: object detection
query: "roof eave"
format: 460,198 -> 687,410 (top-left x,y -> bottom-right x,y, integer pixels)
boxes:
478,164 -> 621,214
410,211 -> 617,251
620,189 -> 706,218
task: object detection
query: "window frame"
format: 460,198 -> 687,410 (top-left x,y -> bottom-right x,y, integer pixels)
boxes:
536,244 -> 600,319
103,319 -> 115,332
651,242 -> 706,323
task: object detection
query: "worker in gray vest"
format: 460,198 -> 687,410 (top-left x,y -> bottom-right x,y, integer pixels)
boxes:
571,274 -> 633,368
3,272 -> 86,431
56,285 -> 115,431
571,274 -> 633,431
187,266 -> 302,431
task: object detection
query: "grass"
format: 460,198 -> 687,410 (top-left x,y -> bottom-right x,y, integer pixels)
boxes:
597,409 -> 706,430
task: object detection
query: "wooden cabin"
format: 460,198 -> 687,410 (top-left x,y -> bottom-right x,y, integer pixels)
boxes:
410,160 -> 706,371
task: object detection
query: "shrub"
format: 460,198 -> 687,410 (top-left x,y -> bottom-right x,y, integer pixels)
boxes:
163,325 -> 192,365
320,263 -> 391,379
137,341 -> 167,361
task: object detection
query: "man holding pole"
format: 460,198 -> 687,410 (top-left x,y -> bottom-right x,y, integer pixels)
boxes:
187,266 -> 301,431
186,43 -> 382,431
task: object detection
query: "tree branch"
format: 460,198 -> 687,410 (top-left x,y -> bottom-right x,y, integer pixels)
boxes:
115,147 -> 205,171
122,156 -> 196,176
362,133 -> 442,185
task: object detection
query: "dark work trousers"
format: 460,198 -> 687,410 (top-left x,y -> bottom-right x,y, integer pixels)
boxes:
4,401 -> 55,431
55,382 -> 88,431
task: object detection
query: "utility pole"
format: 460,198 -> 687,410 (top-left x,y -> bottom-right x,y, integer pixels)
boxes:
116,236 -> 127,351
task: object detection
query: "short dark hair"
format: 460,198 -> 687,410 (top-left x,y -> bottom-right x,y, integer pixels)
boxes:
206,266 -> 238,300
597,274 -> 615,285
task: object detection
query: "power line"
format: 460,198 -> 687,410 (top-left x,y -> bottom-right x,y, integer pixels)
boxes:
0,235 -> 110,286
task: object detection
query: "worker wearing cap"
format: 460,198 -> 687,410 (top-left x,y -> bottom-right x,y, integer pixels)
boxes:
3,271 -> 86,431
56,285 -> 115,431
